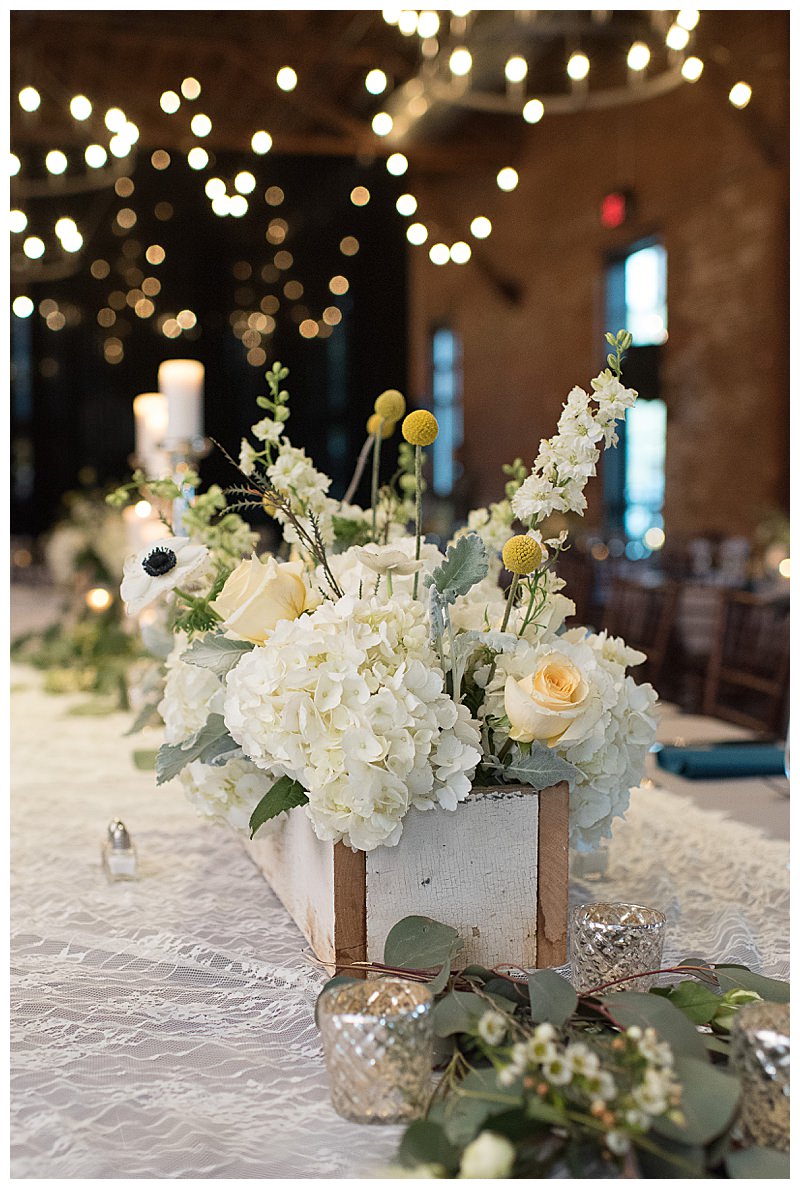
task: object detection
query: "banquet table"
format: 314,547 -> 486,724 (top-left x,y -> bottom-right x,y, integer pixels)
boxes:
10,665 -> 789,1179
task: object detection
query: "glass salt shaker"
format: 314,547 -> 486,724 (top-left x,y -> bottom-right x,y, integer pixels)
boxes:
102,820 -> 138,881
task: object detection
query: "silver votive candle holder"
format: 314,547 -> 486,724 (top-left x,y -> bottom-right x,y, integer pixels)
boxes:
570,902 -> 667,994
730,1000 -> 790,1151
317,977 -> 434,1124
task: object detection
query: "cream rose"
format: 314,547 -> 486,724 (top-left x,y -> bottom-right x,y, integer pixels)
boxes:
212,555 -> 311,643
504,652 -> 589,744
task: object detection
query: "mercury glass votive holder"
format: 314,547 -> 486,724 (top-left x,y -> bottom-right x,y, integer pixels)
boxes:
570,902 -> 667,994
730,1000 -> 790,1151
317,977 -> 434,1124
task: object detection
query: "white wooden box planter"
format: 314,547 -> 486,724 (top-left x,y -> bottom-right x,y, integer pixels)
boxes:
245,782 -> 570,973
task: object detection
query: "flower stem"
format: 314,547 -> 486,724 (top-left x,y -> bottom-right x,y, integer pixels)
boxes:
342,434 -> 372,506
370,421 -> 383,541
412,445 -> 422,599
385,570 -> 393,598
500,573 -> 520,633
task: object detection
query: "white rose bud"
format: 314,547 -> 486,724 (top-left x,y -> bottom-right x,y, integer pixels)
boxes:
504,652 -> 589,744
212,555 -> 312,644
458,1132 -> 515,1179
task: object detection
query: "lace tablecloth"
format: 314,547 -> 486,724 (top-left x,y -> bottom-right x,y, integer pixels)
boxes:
10,669 -> 789,1179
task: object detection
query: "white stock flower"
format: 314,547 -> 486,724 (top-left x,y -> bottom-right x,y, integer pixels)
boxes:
239,439 -> 257,476
477,1010 -> 507,1046
223,593 -> 481,851
459,1132 -> 515,1179
120,537 -> 209,615
252,417 -> 283,445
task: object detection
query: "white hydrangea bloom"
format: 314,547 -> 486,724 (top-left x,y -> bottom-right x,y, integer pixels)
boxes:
223,593 -> 482,851
477,629 -> 658,850
180,757 -> 278,835
159,634 -> 225,743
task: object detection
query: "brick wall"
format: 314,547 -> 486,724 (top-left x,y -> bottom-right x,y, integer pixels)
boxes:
407,11 -> 789,541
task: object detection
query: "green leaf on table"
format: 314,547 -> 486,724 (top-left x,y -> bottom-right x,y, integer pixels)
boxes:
384,916 -> 464,971
665,979 -> 721,1025
132,749 -> 158,771
249,775 -> 308,838
652,1055 -> 740,1146
424,533 -> 488,606
712,965 -> 790,1003
528,969 -> 578,1026
156,713 -> 237,785
725,1147 -> 790,1179
182,632 -> 254,677
500,743 -> 580,791
396,1120 -> 459,1174
599,991 -> 708,1061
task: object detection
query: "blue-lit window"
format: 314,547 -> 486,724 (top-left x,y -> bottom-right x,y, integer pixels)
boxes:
430,327 -> 463,496
604,239 -> 668,555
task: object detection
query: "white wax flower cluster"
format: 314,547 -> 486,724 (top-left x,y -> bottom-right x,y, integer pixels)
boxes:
478,629 -> 658,851
223,592 -> 482,851
511,373 -> 637,523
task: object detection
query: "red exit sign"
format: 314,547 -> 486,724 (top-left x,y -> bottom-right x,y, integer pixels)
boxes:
601,190 -> 632,229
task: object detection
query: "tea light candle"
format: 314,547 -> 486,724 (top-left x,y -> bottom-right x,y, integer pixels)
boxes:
570,902 -> 667,994
158,359 -> 204,442
133,392 -> 168,475
730,1001 -> 790,1151
317,977 -> 434,1124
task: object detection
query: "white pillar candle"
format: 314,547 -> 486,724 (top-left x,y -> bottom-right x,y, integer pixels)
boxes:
133,392 -> 169,476
158,358 -> 205,442
122,504 -> 166,555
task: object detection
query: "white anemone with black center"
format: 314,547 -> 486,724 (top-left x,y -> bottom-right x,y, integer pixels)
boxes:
120,536 -> 210,615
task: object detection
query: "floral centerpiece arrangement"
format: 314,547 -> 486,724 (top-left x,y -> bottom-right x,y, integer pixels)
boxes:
113,331 -> 657,854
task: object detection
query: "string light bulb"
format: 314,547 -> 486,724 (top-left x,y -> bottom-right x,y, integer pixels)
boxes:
13,296 -> 34,318
181,77 -> 201,99
676,9 -> 700,31
229,195 -> 248,217
70,95 -> 92,120
523,98 -> 544,124
10,153 -> 21,176
45,150 -> 68,175
10,210 -> 27,233
449,47 -> 472,76
187,147 -> 209,170
729,81 -> 752,108
627,42 -> 651,72
470,216 -> 492,238
666,24 -> 690,51
417,11 -> 440,39
396,193 -> 417,216
449,241 -> 471,264
429,242 -> 449,265
55,217 -> 77,240
372,111 -> 393,136
406,222 -> 428,245
386,152 -> 408,175
19,87 -> 41,112
85,144 -> 107,168
190,113 -> 212,137
252,130 -> 272,154
505,56 -> 528,83
496,166 -> 519,192
681,56 -> 704,82
109,135 -> 130,158
398,10 -> 419,36
365,68 -> 388,94
23,236 -> 45,260
105,107 -> 127,132
234,171 -> 256,194
276,66 -> 298,91
567,52 -> 590,81
160,90 -> 180,113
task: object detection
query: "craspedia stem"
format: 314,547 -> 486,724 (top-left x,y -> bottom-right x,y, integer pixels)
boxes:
371,418 -> 384,540
413,444 -> 422,599
500,573 -> 520,633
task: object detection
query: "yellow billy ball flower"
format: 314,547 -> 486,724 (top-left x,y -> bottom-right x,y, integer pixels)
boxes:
502,534 -> 543,575
402,409 -> 439,447
374,388 -> 406,422
366,412 -> 396,438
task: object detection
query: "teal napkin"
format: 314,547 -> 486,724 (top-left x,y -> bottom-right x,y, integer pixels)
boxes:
656,743 -> 786,779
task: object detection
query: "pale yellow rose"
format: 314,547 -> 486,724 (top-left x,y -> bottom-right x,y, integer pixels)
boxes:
212,556 -> 311,643
504,652 -> 589,744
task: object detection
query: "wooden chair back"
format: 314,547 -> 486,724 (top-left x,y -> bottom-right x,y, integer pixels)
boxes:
703,592 -> 789,735
602,576 -> 680,686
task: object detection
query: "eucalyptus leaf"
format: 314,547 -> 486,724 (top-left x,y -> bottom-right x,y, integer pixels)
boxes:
665,979 -> 720,1025
428,957 -> 453,996
424,533 -> 488,606
431,991 -> 487,1038
396,1121 -> 459,1174
528,970 -> 578,1026
249,775 -> 308,838
383,916 -> 464,970
712,965 -> 790,1003
599,991 -> 708,1061
634,1138 -> 706,1179
725,1147 -> 790,1179
652,1055 -> 739,1146
501,743 -> 580,792
182,632 -> 255,677
429,1066 -> 522,1147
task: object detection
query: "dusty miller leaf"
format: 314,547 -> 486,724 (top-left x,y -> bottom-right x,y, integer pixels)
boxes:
182,632 -> 255,677
500,743 -> 580,791
424,533 -> 488,606
156,713 -> 237,785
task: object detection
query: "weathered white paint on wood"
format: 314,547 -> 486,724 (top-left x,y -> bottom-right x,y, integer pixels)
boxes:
247,810 -> 338,966
366,790 -> 540,968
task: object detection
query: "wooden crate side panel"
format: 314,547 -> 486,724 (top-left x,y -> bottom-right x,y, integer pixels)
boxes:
364,790 -> 540,969
245,812 -> 337,966
536,782 -> 570,967
332,843 -> 367,972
